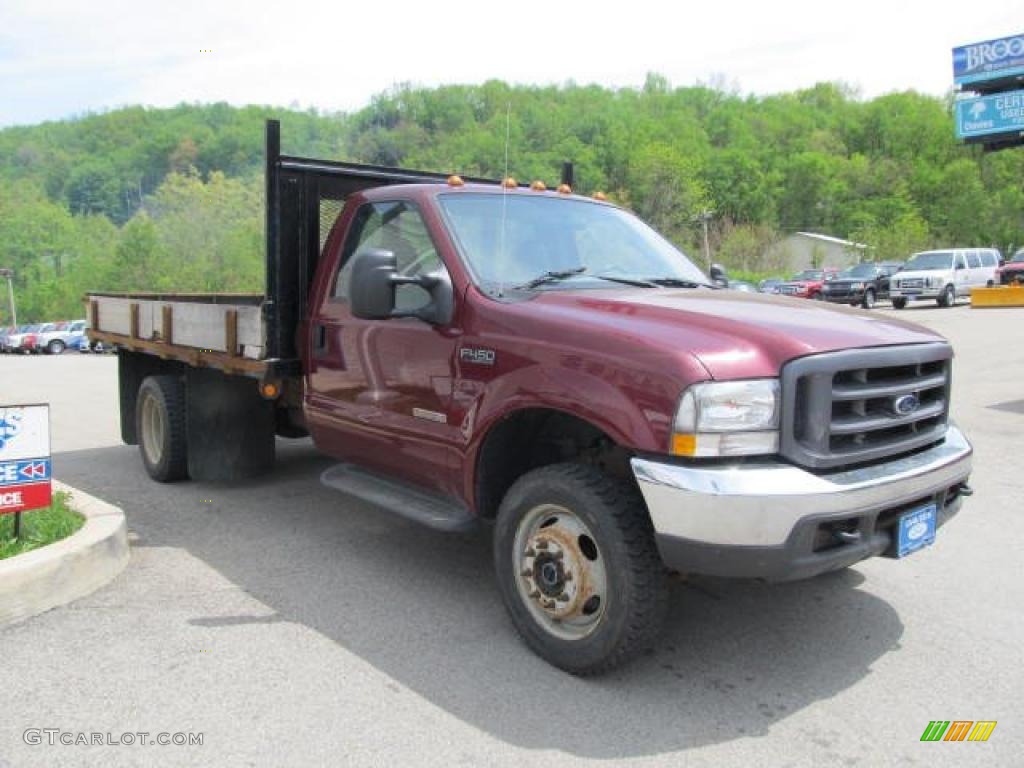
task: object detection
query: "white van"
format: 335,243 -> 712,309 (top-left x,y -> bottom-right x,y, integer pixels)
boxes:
890,248 -> 1000,308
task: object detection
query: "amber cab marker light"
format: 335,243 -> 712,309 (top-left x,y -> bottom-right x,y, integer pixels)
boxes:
557,183 -> 572,195
530,180 -> 547,191
502,177 -> 517,189
446,175 -> 464,187
593,191 -> 608,201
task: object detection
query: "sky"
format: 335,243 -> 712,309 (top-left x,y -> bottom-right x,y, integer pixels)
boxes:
0,0 -> 1020,128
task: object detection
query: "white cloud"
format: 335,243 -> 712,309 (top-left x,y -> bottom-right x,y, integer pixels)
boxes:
0,0 -> 1020,126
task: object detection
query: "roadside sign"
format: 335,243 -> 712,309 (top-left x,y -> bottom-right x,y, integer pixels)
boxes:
955,90 -> 1024,141
0,405 -> 52,523
953,33 -> 1024,87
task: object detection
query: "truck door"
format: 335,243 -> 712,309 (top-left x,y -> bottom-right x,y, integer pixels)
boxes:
306,200 -> 462,496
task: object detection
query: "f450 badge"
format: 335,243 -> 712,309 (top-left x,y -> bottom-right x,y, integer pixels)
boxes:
460,347 -> 496,366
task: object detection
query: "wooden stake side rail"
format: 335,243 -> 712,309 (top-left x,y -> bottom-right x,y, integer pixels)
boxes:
86,294 -> 271,377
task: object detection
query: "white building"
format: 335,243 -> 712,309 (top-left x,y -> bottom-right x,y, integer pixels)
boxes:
765,232 -> 868,273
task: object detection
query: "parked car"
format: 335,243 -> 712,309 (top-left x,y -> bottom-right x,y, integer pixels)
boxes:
997,248 -> 1024,285
39,319 -> 87,354
0,325 -> 14,351
775,268 -> 840,300
890,248 -> 1000,308
758,278 -> 784,294
727,279 -> 758,293
22,322 -> 60,354
820,261 -> 903,309
6,323 -> 43,353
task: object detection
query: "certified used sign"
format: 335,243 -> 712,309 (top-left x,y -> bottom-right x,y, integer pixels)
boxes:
0,404 -> 52,515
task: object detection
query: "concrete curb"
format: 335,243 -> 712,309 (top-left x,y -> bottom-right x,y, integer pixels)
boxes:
0,480 -> 129,626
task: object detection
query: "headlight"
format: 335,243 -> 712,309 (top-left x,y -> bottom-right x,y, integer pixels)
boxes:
671,379 -> 781,457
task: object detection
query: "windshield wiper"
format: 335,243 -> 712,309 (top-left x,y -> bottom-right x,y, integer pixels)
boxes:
591,274 -> 658,288
515,266 -> 588,290
645,277 -> 712,289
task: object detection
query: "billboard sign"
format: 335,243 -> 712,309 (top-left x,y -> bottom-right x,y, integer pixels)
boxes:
955,90 -> 1024,141
0,405 -> 52,516
953,34 -> 1024,87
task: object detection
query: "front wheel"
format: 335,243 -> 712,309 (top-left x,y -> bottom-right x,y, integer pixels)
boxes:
861,288 -> 876,309
938,285 -> 956,308
47,339 -> 65,355
493,463 -> 668,675
892,297 -> 907,310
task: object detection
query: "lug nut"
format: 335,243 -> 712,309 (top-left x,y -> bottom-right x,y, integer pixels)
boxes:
536,540 -> 549,550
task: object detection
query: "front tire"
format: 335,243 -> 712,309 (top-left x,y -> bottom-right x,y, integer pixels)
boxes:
938,285 -> 956,308
862,288 -> 876,309
892,297 -> 907,310
136,375 -> 188,482
493,463 -> 668,675
47,340 -> 65,355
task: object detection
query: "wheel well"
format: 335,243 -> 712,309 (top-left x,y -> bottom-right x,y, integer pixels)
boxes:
475,408 -> 632,520
118,351 -> 185,445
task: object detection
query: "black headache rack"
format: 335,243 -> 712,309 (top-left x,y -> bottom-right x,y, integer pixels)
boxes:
263,118 -> 574,366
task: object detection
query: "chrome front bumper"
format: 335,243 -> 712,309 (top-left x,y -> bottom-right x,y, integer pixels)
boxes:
631,425 -> 973,579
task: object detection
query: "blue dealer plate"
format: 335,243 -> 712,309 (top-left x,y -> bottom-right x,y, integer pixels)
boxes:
897,503 -> 937,557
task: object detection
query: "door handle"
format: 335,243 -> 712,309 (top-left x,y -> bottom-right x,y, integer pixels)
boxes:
312,323 -> 328,355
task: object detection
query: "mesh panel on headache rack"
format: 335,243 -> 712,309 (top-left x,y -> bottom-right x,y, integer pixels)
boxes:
319,197 -> 346,252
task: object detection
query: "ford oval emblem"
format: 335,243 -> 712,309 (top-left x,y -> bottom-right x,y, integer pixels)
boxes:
893,394 -> 920,416
907,521 -> 928,541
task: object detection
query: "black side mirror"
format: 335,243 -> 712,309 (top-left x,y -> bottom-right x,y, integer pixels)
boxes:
349,248 -> 454,325
709,263 -> 728,286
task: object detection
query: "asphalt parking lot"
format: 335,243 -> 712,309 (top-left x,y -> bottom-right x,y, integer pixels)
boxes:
1,301 -> 1021,767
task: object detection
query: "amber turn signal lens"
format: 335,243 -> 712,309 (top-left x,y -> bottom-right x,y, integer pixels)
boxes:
593,191 -> 608,201
670,433 -> 696,456
261,383 -> 280,399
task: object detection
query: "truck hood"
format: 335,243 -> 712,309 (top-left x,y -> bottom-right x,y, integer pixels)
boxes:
531,288 -> 945,379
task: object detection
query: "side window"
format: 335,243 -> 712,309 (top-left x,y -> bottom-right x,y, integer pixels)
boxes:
967,251 -> 981,269
980,251 -> 996,267
333,201 -> 443,312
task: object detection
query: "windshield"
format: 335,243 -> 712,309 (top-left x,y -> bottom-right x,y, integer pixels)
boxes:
839,263 -> 877,279
1011,250 -> 1024,263
437,193 -> 709,291
791,270 -> 823,281
905,251 -> 953,271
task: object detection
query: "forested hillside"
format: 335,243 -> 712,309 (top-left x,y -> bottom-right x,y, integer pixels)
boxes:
1,77 -> 1021,322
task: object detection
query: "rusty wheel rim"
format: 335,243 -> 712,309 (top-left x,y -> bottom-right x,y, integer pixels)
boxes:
513,503 -> 608,641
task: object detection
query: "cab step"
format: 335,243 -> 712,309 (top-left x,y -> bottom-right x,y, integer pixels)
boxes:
320,463 -> 476,532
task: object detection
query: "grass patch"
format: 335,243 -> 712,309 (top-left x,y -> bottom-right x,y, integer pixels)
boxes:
0,491 -> 84,560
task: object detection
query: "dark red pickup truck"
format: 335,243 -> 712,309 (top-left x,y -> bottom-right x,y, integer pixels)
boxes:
89,121 -> 974,674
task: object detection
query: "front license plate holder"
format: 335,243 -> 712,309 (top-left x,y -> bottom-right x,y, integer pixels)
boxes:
896,503 -> 937,557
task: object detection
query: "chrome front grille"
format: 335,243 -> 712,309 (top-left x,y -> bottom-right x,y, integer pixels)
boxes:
780,344 -> 952,469
898,278 -> 924,289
